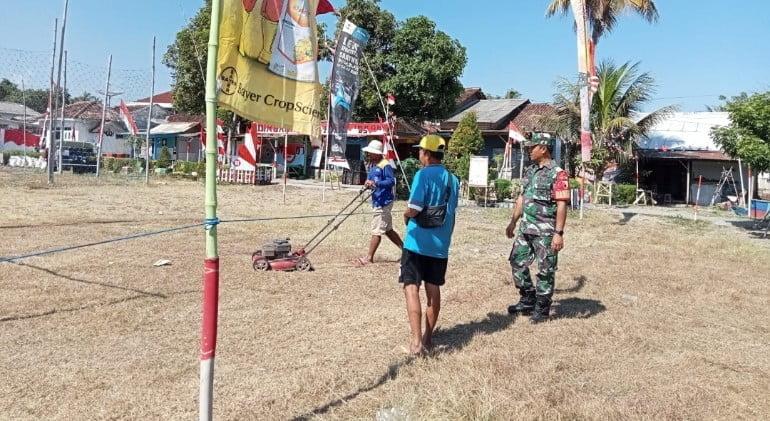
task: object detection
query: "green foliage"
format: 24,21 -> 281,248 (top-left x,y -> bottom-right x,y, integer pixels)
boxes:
156,146 -> 172,169
554,60 -> 676,177
711,91 -> 770,172
383,16 -> 466,120
196,160 -> 206,177
446,112 -> 483,181
494,178 -> 512,200
612,184 -> 637,205
546,0 -> 659,44
395,157 -> 421,200
174,161 -> 199,175
163,0 -> 210,114
330,1 -> 466,121
0,78 -> 57,113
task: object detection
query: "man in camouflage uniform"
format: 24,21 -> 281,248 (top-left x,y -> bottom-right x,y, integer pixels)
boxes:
505,133 -> 570,323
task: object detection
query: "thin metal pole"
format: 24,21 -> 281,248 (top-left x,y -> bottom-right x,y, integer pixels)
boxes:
22,78 -> 27,158
145,36 -> 156,184
57,50 -> 67,173
46,19 -> 58,184
53,0 -> 69,174
95,55 -> 112,178
200,0 -> 222,419
737,157 -> 746,207
283,133 -> 288,204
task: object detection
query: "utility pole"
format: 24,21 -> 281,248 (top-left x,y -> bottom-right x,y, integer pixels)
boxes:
57,50 -> 67,173
95,55 -> 112,178
145,36 -> 156,184
46,19 -> 58,184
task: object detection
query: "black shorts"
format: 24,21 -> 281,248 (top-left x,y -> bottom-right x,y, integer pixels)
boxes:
398,249 -> 448,286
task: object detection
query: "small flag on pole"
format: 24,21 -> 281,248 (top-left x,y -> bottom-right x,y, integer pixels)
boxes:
387,93 -> 396,106
119,100 -> 139,136
508,122 -> 526,143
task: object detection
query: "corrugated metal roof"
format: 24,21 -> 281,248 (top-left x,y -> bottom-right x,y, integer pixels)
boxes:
638,112 -> 729,150
638,149 -> 731,161
444,99 -> 528,124
149,121 -> 200,135
0,101 -> 42,117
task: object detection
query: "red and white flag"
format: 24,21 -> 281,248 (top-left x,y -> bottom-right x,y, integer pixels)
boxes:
508,122 -> 526,143
386,93 -> 396,106
201,119 -> 228,159
382,135 -> 397,168
119,100 -> 139,135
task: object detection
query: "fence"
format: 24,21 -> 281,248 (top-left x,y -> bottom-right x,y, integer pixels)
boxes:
217,167 -> 272,185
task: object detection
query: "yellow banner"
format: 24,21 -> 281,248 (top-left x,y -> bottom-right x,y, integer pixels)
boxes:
217,0 -> 323,137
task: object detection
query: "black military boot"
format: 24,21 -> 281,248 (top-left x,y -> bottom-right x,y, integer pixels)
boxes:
530,295 -> 552,324
508,288 -> 536,315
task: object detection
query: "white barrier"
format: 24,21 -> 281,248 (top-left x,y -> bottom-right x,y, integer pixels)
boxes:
7,156 -> 47,169
216,168 -> 272,185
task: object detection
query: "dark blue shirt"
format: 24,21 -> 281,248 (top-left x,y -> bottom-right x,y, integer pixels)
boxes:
368,159 -> 396,207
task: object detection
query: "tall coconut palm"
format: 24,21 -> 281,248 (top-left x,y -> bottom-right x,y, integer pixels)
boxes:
546,0 -> 659,44
550,60 -> 677,175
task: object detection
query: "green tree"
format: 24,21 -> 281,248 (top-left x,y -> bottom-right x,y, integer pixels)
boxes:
504,89 -> 522,99
0,78 -> 20,100
70,91 -> 99,103
546,0 -> 659,44
333,1 -> 466,121
156,146 -> 172,169
446,111 -> 483,180
551,60 -> 676,177
164,0 -> 210,114
0,79 -> 53,113
711,92 -> 770,172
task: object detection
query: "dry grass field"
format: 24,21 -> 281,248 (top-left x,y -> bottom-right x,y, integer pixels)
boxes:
1,167 -> 769,420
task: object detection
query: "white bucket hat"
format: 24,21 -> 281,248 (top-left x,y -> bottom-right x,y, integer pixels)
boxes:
361,139 -> 384,155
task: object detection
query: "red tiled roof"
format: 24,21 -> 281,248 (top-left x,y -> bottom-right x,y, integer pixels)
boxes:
46,101 -> 120,121
167,113 -> 205,123
135,91 -> 173,104
509,103 -> 556,132
456,87 -> 486,106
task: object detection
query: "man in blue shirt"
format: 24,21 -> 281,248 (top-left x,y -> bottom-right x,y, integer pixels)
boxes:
400,134 -> 459,355
355,139 -> 403,266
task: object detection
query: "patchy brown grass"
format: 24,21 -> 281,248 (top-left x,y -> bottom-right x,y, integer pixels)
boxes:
1,167 -> 769,420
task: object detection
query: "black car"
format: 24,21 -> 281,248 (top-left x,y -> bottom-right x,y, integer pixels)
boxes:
53,141 -> 97,173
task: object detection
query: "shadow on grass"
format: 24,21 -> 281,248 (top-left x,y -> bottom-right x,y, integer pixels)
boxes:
292,312 -> 514,420
616,212 -> 637,225
727,219 -> 769,238
1,262 -> 198,323
553,297 -> 606,320
554,275 -> 587,294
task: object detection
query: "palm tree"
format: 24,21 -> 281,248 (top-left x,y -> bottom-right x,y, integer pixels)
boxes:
546,0 -> 659,44
550,60 -> 677,176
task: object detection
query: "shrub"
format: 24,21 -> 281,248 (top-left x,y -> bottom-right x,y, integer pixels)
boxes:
196,160 -> 206,178
494,178 -> 512,200
156,146 -> 171,169
613,183 -> 637,205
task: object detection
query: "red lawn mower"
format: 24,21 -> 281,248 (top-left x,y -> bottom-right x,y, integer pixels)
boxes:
251,187 -> 372,272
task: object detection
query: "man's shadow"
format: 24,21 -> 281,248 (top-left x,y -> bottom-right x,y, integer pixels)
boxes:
617,212 -> 637,225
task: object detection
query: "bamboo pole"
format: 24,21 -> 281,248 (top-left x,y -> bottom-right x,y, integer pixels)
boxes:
22,78 -> 27,158
57,50 -> 67,173
283,133 -> 288,204
200,1 -> 222,419
145,36 -> 156,184
54,0 -> 69,174
95,55 -> 112,178
46,19 -> 58,183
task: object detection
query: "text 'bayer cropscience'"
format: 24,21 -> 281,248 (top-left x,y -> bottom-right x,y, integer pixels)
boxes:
235,84 -> 321,118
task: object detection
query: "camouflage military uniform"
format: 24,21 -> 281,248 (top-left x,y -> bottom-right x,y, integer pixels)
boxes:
510,160 -> 570,298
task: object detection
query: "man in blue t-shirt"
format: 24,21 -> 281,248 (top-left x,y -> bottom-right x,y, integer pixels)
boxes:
355,139 -> 403,266
400,134 -> 459,355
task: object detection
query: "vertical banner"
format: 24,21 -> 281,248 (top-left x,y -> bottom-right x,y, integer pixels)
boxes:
570,0 -> 592,162
328,19 -> 370,169
217,0 -> 335,137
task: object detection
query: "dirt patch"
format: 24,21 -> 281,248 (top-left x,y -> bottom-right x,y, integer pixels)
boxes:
1,168 -> 769,420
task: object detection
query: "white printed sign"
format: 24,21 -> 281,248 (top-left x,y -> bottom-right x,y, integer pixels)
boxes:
468,156 -> 489,187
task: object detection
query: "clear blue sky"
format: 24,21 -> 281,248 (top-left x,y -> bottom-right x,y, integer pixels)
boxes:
1,0 -> 768,111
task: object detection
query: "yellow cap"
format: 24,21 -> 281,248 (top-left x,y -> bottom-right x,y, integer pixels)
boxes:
414,134 -> 446,152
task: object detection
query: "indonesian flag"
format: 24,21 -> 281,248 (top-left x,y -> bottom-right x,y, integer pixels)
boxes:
201,119 -> 228,158
316,0 -> 336,15
387,93 -> 396,106
508,122 -> 526,143
119,100 -> 139,135
382,134 -> 397,168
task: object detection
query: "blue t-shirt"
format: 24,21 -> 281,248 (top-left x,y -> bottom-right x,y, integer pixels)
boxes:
367,159 -> 395,208
404,165 -> 459,258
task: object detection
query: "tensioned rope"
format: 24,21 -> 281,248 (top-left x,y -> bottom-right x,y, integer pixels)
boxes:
0,207 -> 408,263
